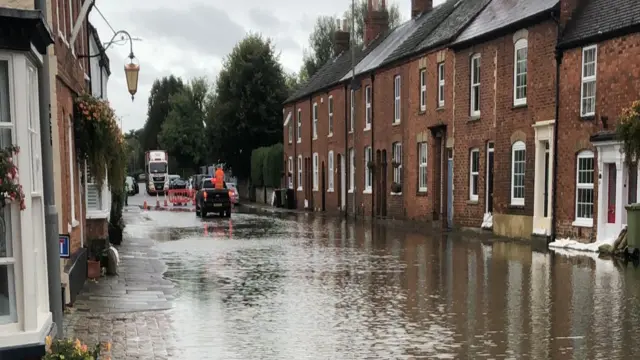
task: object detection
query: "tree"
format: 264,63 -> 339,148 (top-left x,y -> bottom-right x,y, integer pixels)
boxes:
285,71 -> 302,96
124,129 -> 143,175
158,77 -> 209,173
300,0 -> 402,80
141,75 -> 184,152
206,33 -> 288,179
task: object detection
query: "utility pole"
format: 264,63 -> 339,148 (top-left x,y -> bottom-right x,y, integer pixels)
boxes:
35,0 -> 63,337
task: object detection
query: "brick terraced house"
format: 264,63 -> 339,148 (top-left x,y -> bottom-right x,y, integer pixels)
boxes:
555,0 -> 640,243
283,0 -> 640,244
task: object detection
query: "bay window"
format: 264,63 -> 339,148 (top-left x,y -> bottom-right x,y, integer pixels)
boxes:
0,49 -> 51,348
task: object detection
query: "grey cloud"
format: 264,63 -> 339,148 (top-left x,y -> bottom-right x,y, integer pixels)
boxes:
248,9 -> 283,30
131,4 -> 246,58
275,37 -> 301,52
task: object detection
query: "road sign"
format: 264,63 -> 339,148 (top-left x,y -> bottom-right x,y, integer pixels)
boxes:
59,234 -> 70,258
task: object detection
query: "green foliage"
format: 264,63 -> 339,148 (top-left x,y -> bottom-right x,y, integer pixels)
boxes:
206,33 -> 288,179
251,144 -> 284,188
142,76 -> 184,152
158,77 -> 209,172
251,147 -> 267,187
300,0 -> 402,79
0,145 -> 26,210
617,100 -> 640,168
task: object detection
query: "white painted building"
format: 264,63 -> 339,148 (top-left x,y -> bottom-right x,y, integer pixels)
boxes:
0,6 -> 55,357
86,24 -> 111,220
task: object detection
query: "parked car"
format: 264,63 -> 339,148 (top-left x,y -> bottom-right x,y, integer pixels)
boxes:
170,177 -> 188,190
227,183 -> 239,205
195,178 -> 231,218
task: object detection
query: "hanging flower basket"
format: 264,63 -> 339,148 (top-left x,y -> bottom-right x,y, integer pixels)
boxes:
74,94 -> 128,192
0,145 -> 26,210
618,100 -> 640,167
391,182 -> 402,193
367,161 -> 375,169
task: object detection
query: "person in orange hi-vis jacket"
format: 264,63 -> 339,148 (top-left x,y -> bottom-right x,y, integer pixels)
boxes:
215,167 -> 225,189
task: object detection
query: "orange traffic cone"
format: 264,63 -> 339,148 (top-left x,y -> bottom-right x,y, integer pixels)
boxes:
143,200 -> 147,210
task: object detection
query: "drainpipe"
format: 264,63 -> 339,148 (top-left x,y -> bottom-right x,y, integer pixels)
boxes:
309,95 -> 313,210
35,0 -> 63,337
551,14 -> 562,244
344,84 -> 348,218
370,73 -> 375,219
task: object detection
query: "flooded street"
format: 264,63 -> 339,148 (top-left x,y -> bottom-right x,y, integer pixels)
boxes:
77,204 -> 640,359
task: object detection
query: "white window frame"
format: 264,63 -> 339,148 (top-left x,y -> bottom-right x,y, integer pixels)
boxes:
287,156 -> 293,189
510,141 -> 526,206
68,118 -> 78,228
365,86 -> 371,130
288,123 -> 292,144
364,146 -> 372,193
312,103 -> 318,139
469,148 -> 480,201
419,69 -> 426,111
84,163 -> 102,212
297,155 -> 303,191
349,89 -> 354,132
438,62 -> 445,107
470,54 -> 481,117
328,96 -> 333,137
328,151 -> 334,191
296,109 -> 302,143
349,148 -> 355,192
312,153 -> 319,191
392,142 -> 402,186
393,75 -> 401,123
580,45 -> 597,117
68,0 -> 74,45
26,63 -> 42,196
574,150 -> 595,226
418,142 -> 427,192
513,39 -> 528,106
0,55 -> 18,328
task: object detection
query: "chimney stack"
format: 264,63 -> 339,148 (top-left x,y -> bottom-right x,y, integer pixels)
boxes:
411,0 -> 433,18
333,18 -> 350,56
364,0 -> 390,46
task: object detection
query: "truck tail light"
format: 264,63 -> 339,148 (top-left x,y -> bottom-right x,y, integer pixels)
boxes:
228,191 -> 233,197
203,192 -> 207,200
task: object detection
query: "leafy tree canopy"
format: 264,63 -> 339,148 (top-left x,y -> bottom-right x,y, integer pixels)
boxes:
158,77 -> 210,172
300,1 -> 401,81
206,33 -> 288,179
141,75 -> 184,152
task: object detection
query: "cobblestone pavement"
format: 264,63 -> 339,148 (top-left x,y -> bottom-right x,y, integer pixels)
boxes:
63,210 -> 179,359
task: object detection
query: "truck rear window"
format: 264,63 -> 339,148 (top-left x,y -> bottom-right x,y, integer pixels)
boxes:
201,179 -> 226,189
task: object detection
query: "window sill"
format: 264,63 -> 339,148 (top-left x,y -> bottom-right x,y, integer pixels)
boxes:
392,121 -> 401,126
71,219 -> 80,227
297,187 -> 303,192
86,209 -> 109,219
348,189 -> 354,194
390,192 -> 402,196
437,104 -> 445,110
572,219 -> 593,228
313,136 -> 318,141
417,189 -> 428,196
313,188 -> 318,192
512,102 -> 527,109
364,127 -> 371,132
418,109 -> 426,115
363,189 -> 372,194
467,199 -> 479,205
348,130 -> 354,134
468,115 -> 481,122
297,140 -> 302,144
327,189 -> 334,193
328,133 -> 333,138
581,114 -> 596,121
510,200 -> 525,207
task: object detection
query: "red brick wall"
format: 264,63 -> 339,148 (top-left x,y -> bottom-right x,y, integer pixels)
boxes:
54,0 -> 89,254
453,21 -> 558,229
86,218 -> 108,240
556,33 -> 640,240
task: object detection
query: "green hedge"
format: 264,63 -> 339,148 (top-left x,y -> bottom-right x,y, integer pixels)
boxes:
250,143 -> 283,188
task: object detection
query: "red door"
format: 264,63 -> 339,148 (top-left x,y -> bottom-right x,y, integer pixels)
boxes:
608,163 -> 617,223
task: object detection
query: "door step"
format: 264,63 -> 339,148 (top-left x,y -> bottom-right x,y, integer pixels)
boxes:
481,212 -> 493,230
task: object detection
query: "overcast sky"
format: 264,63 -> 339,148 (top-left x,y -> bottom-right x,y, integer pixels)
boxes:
89,0 -> 445,133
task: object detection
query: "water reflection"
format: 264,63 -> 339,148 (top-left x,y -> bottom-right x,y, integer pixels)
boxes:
129,211 -> 640,359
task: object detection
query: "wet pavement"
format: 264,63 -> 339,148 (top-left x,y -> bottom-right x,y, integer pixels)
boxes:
64,193 -> 640,359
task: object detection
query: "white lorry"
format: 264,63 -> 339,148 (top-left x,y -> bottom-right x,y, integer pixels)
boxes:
145,150 -> 169,195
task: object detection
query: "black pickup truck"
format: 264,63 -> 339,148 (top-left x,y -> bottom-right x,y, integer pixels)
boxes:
195,178 -> 231,218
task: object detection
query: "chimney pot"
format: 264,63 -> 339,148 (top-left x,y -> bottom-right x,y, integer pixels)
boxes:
342,19 -> 348,32
336,18 -> 341,30
411,0 -> 433,18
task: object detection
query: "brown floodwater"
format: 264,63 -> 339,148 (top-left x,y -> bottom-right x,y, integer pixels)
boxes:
137,210 -> 640,359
